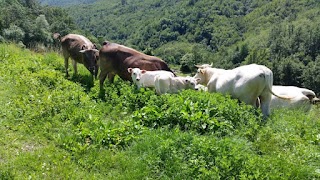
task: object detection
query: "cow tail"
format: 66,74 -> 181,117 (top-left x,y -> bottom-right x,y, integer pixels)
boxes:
165,65 -> 177,77
265,71 -> 292,100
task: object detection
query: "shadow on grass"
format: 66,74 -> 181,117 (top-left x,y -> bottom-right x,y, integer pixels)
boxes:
70,74 -> 95,93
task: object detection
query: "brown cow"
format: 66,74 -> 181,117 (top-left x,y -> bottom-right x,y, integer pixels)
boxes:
99,41 -> 175,89
54,33 -> 99,79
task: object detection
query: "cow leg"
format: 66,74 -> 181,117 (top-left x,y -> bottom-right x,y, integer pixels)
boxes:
108,73 -> 115,83
259,93 -> 272,118
72,60 -> 78,75
99,70 -> 108,89
64,57 -> 69,77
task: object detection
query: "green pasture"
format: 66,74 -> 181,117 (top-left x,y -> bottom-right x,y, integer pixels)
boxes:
0,44 -> 319,179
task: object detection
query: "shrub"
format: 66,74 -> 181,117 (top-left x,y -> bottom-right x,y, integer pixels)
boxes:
133,90 -> 262,138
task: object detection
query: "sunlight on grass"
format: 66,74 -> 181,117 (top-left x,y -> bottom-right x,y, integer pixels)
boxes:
0,43 -> 319,179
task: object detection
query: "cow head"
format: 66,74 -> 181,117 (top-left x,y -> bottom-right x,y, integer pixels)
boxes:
311,97 -> 320,105
193,69 -> 207,85
128,68 -> 146,82
185,76 -> 200,90
79,44 -> 99,78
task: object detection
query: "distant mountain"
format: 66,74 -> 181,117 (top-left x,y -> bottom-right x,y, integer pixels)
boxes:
38,0 -> 99,7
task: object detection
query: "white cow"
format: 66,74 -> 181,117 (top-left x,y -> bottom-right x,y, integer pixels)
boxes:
269,85 -> 320,112
195,84 -> 208,92
155,75 -> 200,95
193,64 -> 290,117
128,68 -> 174,89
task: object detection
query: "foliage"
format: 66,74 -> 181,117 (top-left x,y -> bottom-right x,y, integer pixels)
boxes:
0,0 -> 78,48
0,44 -> 320,179
58,0 -> 320,94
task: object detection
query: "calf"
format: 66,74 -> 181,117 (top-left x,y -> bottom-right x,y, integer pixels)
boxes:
155,75 -> 200,95
193,64 -> 290,117
128,68 -> 174,89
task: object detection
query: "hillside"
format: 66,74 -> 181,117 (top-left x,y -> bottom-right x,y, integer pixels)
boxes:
38,0 -> 98,7
1,43 -> 320,179
65,0 -> 320,95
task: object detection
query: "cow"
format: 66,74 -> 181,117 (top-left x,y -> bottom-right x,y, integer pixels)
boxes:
155,75 -> 200,95
127,68 -> 174,90
195,84 -> 208,92
193,64 -> 290,117
53,33 -> 99,79
269,86 -> 320,112
99,41 -> 175,89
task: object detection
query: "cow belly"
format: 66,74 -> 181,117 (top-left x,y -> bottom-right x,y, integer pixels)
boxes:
140,75 -> 157,88
270,95 -> 311,112
155,75 -> 171,95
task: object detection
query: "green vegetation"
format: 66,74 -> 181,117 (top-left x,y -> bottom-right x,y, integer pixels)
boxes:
1,1 -> 320,177
1,43 -> 320,179
0,0 -> 78,49
65,0 -> 320,94
39,0 -> 98,7
2,0 -> 320,94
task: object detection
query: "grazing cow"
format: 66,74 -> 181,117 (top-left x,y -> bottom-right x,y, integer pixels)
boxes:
193,64 -> 290,117
128,68 -> 174,89
269,86 -> 320,112
99,41 -> 175,89
155,75 -> 200,95
53,33 -> 99,78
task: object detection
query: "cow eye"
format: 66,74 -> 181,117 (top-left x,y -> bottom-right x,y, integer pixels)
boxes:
133,73 -> 136,75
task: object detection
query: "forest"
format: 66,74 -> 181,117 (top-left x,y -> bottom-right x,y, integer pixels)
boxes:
2,0 -> 320,94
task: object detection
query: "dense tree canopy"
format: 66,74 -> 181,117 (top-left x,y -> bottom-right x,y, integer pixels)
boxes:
0,0 -> 77,49
3,0 -> 320,94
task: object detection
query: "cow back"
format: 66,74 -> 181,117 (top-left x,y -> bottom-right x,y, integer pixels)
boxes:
99,42 -> 174,81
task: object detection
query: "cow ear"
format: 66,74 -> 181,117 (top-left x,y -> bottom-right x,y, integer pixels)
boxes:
127,68 -> 132,73
141,70 -> 146,74
196,78 -> 201,82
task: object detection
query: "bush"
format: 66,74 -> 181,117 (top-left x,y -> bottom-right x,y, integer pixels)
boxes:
133,90 -> 262,138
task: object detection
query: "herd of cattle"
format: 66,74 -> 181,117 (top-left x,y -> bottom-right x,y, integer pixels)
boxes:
54,33 -> 320,118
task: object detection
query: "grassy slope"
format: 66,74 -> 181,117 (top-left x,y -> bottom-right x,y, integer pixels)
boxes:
0,44 -> 319,179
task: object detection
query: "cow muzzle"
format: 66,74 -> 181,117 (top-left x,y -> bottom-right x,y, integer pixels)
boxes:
312,97 -> 320,105
89,67 -> 98,79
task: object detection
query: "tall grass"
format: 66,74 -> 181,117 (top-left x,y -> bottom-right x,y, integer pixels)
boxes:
0,43 -> 319,179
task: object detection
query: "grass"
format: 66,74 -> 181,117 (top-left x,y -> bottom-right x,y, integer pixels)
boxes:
0,43 -> 319,179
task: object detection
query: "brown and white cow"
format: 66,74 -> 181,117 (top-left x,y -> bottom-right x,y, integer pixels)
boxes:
54,33 -> 99,78
99,41 -> 175,89
193,64 -> 291,117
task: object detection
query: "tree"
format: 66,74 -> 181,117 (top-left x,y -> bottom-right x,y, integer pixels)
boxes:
272,57 -> 304,86
33,15 -> 53,45
3,24 -> 25,42
302,57 -> 320,96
